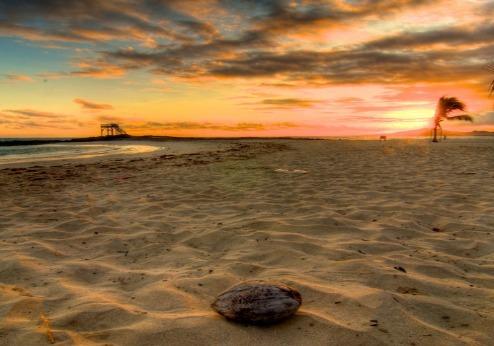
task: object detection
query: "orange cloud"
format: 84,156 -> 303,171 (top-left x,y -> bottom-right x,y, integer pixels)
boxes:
3,74 -> 33,82
70,61 -> 126,79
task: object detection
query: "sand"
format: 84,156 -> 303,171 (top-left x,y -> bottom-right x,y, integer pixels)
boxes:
0,139 -> 493,345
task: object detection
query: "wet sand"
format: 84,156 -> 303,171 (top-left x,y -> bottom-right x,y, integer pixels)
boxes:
0,139 -> 493,345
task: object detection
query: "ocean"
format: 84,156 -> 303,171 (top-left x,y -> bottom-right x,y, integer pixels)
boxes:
0,141 -> 162,165
0,139 -> 230,165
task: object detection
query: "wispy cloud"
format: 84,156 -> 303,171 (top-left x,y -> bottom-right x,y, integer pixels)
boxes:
69,61 -> 127,79
125,121 -> 300,132
74,98 -> 113,110
0,109 -> 82,130
260,98 -> 320,108
3,109 -> 66,119
3,74 -> 33,82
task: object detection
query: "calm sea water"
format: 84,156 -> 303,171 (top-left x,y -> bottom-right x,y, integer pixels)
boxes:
0,141 -> 161,165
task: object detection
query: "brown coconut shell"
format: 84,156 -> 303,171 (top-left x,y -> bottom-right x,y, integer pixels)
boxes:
211,281 -> 302,324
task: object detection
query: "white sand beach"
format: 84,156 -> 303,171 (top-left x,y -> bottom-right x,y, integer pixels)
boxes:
0,139 -> 493,345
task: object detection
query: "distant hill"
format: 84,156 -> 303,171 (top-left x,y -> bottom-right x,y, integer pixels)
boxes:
386,128 -> 494,138
471,131 -> 494,136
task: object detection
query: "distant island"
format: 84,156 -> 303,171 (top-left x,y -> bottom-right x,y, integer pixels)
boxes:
385,129 -> 494,138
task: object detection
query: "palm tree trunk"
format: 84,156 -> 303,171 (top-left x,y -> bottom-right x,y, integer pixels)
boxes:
432,125 -> 438,142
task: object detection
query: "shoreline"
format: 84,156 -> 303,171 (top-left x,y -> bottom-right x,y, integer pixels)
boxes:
0,141 -> 287,169
0,135 -> 323,147
0,142 -> 164,169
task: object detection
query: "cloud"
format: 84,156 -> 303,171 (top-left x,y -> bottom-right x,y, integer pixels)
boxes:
69,61 -> 127,79
34,61 -> 128,80
260,98 -> 319,108
334,97 -> 365,104
3,74 -> 33,82
343,115 -> 428,123
102,29 -> 271,78
246,0 -> 431,36
0,0 -> 240,56
95,25 -> 492,87
0,0 -> 466,86
0,109 -> 80,130
364,23 -> 494,50
330,96 -> 428,114
90,116 -> 289,133
124,121 -> 300,132
472,112 -> 494,125
2,109 -> 66,119
74,98 -> 113,110
1,0 -> 493,102
96,115 -> 125,123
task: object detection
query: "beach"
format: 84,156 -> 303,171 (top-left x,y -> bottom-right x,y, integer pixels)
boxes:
0,138 -> 493,345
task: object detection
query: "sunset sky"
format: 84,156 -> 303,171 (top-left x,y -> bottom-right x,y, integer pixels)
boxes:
1,0 -> 494,137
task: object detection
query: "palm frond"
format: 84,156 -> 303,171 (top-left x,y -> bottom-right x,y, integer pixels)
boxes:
440,96 -> 466,113
446,114 -> 473,122
434,96 -> 472,128
487,63 -> 494,95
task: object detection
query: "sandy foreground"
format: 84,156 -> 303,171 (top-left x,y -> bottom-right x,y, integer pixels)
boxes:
0,139 -> 493,346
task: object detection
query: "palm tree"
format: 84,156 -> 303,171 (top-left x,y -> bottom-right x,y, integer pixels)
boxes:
488,63 -> 494,95
432,96 -> 473,142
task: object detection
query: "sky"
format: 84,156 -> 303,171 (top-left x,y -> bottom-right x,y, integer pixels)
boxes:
1,0 -> 494,137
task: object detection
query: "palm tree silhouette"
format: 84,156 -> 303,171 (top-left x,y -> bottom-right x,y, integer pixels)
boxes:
489,63 -> 494,95
432,96 -> 473,142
